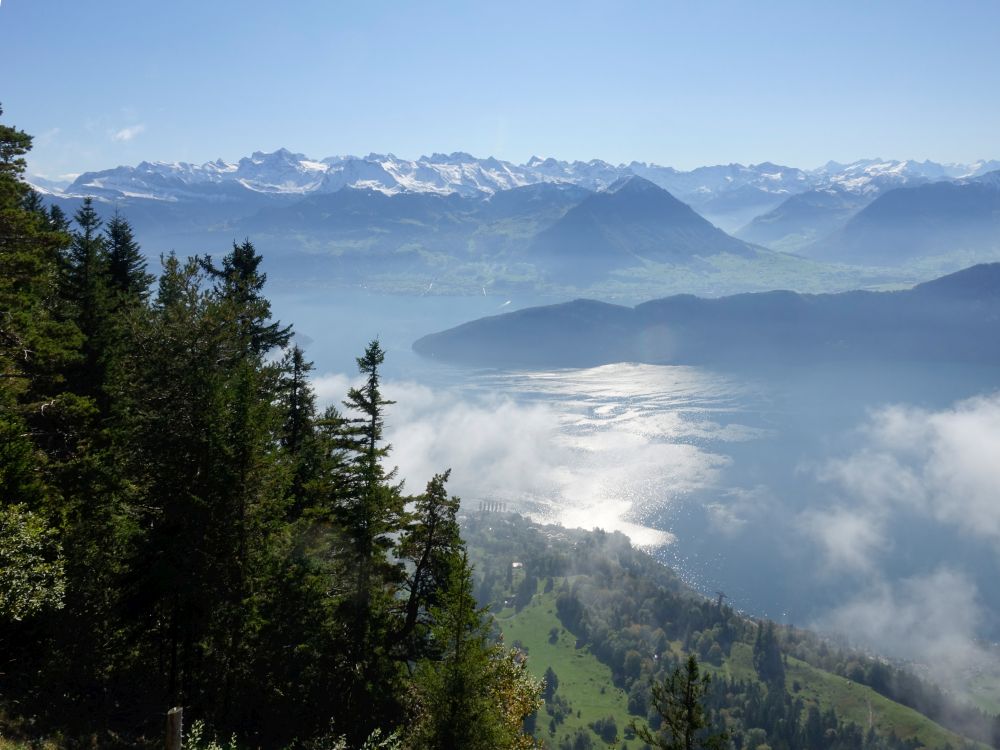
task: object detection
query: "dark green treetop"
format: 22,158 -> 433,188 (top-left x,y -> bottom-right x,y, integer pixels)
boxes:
632,654 -> 728,750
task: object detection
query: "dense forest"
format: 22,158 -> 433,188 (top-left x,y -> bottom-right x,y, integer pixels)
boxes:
0,109 -> 541,748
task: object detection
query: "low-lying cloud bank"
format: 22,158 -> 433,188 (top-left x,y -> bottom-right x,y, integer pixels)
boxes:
823,569 -> 986,679
804,392 -> 1000,576
806,393 -> 1000,680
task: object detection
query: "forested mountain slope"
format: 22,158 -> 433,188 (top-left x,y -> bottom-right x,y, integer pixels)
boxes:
464,513 -> 998,749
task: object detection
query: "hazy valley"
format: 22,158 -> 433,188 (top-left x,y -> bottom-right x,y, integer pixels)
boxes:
31,150 -> 1000,300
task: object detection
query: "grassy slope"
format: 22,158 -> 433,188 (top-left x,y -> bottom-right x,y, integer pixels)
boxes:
720,644 -> 982,750
965,666 -> 1000,716
497,588 -> 633,748
498,589 -> 982,750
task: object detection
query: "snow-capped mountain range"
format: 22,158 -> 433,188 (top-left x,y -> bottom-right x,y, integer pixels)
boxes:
30,150 -> 1000,205
813,158 -> 1000,195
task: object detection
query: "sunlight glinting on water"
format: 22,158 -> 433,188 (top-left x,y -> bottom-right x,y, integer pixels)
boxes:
442,363 -> 767,548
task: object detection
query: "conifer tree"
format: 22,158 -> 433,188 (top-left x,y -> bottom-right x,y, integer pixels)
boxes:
63,197 -> 111,402
280,344 -> 315,457
632,654 -> 727,750
0,122 -> 71,632
104,210 -> 152,303
396,471 -> 463,656
277,344 -> 325,514
116,249 -> 291,724
408,552 -> 542,750
753,621 -> 785,688
341,339 -> 403,603
120,255 -> 225,706
0,106 -> 78,427
199,239 -> 291,355
542,666 -> 559,701
47,203 -> 70,233
336,339 -> 407,741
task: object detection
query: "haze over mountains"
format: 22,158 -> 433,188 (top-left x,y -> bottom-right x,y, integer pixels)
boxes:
413,263 -> 1000,368
30,149 -> 1000,295
800,173 -> 1000,266
529,176 -> 755,282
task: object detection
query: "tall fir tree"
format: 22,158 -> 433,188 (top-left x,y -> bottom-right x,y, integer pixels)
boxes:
408,551 -> 542,750
104,210 -> 152,304
0,106 -> 79,437
0,106 -> 74,644
277,344 -> 325,515
753,621 -> 785,688
63,197 -> 111,403
336,339 -> 408,742
199,239 -> 291,356
396,470 -> 464,657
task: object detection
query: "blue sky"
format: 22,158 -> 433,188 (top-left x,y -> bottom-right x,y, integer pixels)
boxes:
3,0 -> 999,177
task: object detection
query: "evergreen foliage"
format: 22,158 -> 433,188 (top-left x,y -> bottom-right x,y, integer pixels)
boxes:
104,210 -> 153,303
753,620 -> 786,687
632,654 -> 727,750
0,111 -> 540,749
409,552 -> 542,750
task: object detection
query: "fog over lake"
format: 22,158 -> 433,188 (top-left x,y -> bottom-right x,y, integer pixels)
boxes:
275,286 -> 1000,677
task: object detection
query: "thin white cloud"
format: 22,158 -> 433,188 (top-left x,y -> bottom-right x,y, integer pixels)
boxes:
111,124 -> 145,142
806,393 -> 1000,684
705,485 -> 774,538
821,568 -> 987,684
312,372 -> 354,409
799,505 -> 887,574
813,393 -> 1000,548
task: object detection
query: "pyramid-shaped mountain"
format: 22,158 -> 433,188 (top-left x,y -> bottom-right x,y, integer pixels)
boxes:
529,176 -> 755,279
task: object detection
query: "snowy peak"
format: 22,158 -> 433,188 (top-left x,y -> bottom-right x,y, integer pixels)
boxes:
968,160 -> 1000,177
50,151 -> 1000,207
25,174 -> 73,194
808,158 -> 998,196
234,148 -> 326,193
968,169 -> 1000,190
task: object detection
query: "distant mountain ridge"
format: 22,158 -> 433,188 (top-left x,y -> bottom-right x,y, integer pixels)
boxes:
33,150 -> 998,211
225,176 -> 775,291
32,150 -> 1000,296
800,171 -> 1000,266
735,187 -> 870,252
412,263 -> 1000,367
